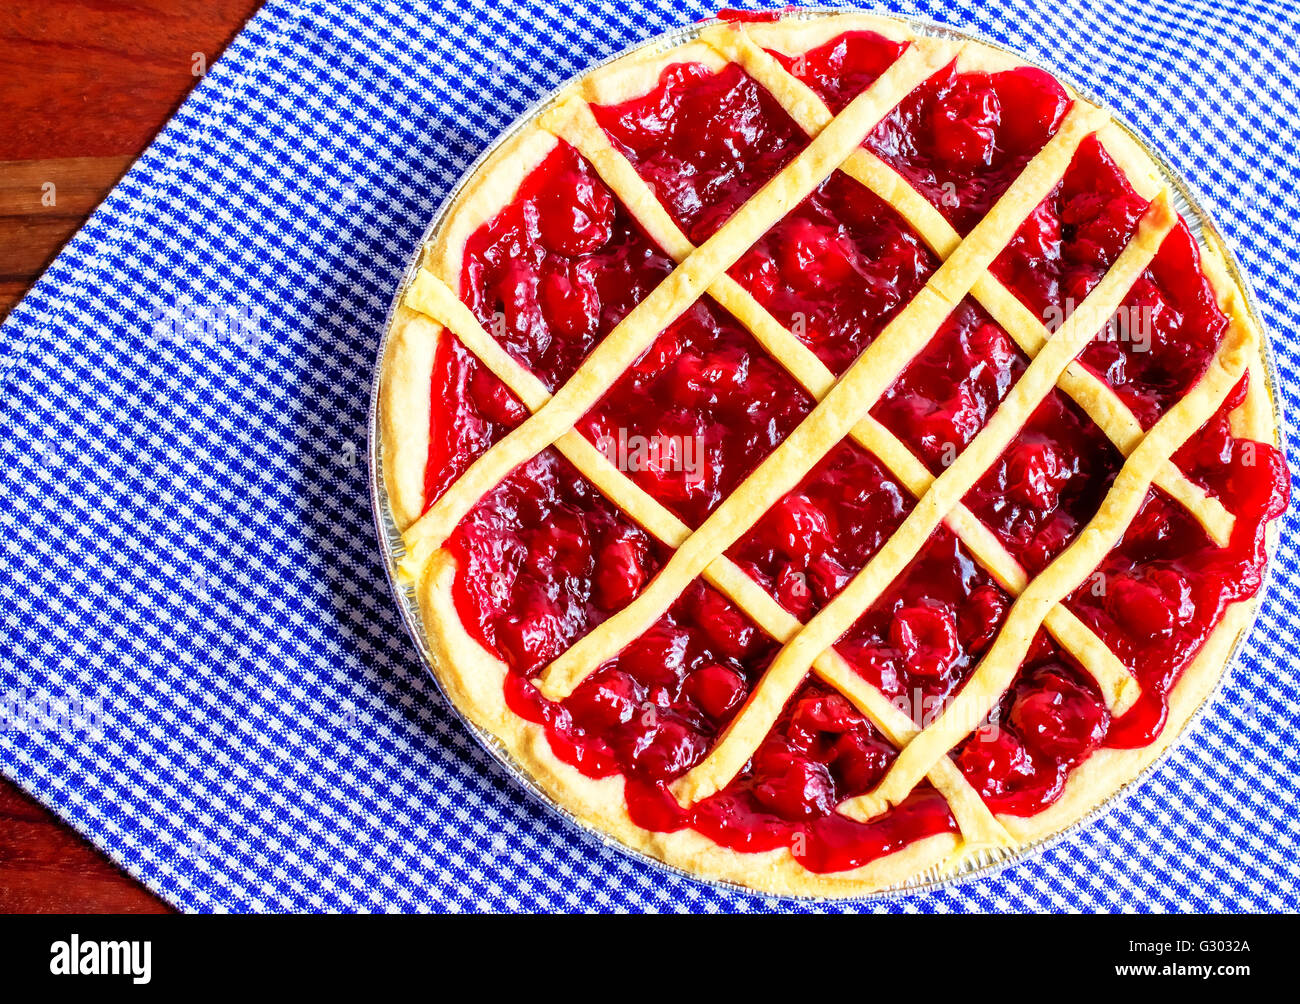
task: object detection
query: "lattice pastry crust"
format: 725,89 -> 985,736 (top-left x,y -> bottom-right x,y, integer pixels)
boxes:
378,11 -> 1283,896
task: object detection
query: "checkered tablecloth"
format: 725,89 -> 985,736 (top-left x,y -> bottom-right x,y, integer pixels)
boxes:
1,0 -> 1297,913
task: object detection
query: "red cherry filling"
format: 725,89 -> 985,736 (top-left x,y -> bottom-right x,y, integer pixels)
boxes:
535,168 -> 615,256
837,529 -> 1012,710
729,171 -> 937,374
930,77 -> 999,168
591,61 -> 808,243
432,35 -> 1290,867
954,638 -> 1109,814
685,663 -> 748,719
1078,221 -> 1230,429
963,389 -> 1124,575
578,300 -> 815,527
890,601 -> 960,679
728,442 -> 913,619
871,301 -> 1025,473
594,530 -> 650,610
460,141 -> 675,393
767,493 -> 832,560
991,136 -> 1149,323
566,668 -> 642,732
753,747 -> 838,820
865,61 -> 1070,234
682,682 -> 957,872
1009,668 -> 1109,760
1106,566 -> 1194,640
768,30 -> 909,114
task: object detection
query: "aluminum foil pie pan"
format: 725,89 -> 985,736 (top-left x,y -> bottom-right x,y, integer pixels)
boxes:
366,7 -> 1288,904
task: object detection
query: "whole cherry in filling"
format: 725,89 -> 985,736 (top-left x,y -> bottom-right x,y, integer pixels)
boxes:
728,442 -> 913,621
865,59 -> 1071,233
430,141 -> 675,505
991,135 -> 1149,323
578,300 -> 815,528
836,528 -> 1012,710
447,449 -> 668,680
871,300 -> 1025,472
954,631 -> 1109,815
729,171 -> 938,375
591,61 -> 807,243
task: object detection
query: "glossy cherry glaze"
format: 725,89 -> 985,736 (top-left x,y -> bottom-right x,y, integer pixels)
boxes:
576,299 -> 815,528
837,528 -> 1013,709
428,31 -> 1288,867
771,30 -> 1071,234
728,441 -> 913,621
991,136 -> 1149,323
953,631 -> 1110,814
729,170 -> 938,375
591,61 -> 808,244
1066,377 -> 1288,747
1081,221 -> 1232,429
769,29 -> 909,115
426,141 -> 674,503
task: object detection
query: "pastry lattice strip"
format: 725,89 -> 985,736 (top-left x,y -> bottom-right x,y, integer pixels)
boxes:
701,22 -> 1234,547
398,33 -> 1236,836
400,42 -> 1015,844
406,270 -> 1012,846
538,96 -> 1135,711
533,99 -> 1119,705
835,311 -> 1253,820
672,193 -> 1174,805
399,42 -> 947,573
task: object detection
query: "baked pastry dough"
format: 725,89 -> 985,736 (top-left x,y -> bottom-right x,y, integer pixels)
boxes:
378,10 -> 1287,896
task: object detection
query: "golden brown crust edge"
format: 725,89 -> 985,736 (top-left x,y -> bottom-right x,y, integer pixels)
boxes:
417,552 -> 963,897
375,13 -> 1284,898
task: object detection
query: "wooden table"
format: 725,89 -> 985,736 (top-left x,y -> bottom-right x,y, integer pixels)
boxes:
0,0 -> 266,914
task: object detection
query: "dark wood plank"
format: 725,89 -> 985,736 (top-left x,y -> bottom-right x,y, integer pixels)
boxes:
0,0 -> 264,160
0,777 -> 171,913
0,154 -> 136,302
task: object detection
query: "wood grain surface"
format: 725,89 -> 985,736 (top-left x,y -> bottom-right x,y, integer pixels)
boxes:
1,0 -> 266,913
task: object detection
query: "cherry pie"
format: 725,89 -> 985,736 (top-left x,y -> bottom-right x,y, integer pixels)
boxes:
378,10 -> 1288,895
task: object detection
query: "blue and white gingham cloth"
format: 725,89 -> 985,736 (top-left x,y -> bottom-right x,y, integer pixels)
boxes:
1,0 -> 1297,913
